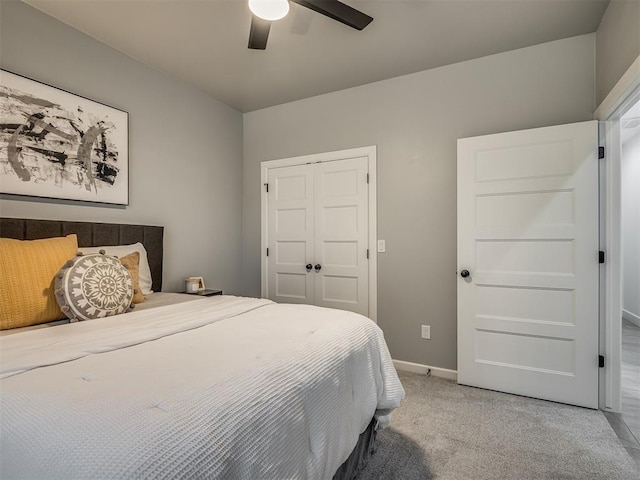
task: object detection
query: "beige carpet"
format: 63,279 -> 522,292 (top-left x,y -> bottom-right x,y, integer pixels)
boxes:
357,371 -> 640,480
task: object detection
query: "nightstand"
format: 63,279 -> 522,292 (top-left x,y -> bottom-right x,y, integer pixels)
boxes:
180,289 -> 223,297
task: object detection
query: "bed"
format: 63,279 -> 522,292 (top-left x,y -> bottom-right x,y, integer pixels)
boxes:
0,218 -> 404,480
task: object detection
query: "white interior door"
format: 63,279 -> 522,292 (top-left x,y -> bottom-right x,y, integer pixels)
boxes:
457,120 -> 599,408
265,156 -> 370,316
314,158 -> 369,315
267,164 -> 314,304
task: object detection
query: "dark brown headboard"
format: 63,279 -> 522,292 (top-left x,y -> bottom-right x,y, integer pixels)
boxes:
0,218 -> 164,292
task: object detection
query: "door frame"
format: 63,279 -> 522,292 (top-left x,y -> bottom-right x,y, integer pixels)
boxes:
594,54 -> 640,412
260,146 -> 378,322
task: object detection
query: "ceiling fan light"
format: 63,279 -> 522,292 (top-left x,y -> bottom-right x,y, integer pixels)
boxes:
248,0 -> 290,21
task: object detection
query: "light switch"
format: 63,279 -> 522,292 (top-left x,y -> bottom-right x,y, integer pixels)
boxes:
377,240 -> 386,253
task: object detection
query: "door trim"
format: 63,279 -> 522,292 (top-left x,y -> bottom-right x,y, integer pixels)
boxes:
594,55 -> 640,121
599,119 -> 623,413
260,146 -> 378,322
594,54 -> 640,412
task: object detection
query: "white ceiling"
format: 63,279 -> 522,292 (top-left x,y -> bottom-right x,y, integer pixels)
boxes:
24,0 -> 610,112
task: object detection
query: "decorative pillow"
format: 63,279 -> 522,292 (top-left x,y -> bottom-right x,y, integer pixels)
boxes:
119,252 -> 145,304
0,234 -> 78,330
79,243 -> 153,295
55,252 -> 134,321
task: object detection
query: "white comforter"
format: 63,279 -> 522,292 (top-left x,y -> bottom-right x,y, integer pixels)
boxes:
0,296 -> 404,479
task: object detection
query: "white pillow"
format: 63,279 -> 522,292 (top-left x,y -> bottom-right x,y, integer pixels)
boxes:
79,243 -> 153,295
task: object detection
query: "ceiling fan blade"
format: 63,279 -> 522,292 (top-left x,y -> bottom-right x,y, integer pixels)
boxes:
248,15 -> 271,50
290,0 -> 373,30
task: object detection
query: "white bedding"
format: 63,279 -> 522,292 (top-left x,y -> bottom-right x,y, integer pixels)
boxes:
0,292 -> 198,337
0,296 -> 404,479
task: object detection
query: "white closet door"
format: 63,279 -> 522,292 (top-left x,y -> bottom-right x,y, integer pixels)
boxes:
267,164 -> 315,304
314,157 -> 369,315
457,120 -> 599,408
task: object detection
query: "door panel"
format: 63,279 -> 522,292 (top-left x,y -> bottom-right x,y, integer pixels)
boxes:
475,191 -> 575,228
314,158 -> 369,315
476,285 -> 575,325
474,140 -> 574,181
267,165 -> 314,304
323,241 -> 359,267
475,239 -> 575,273
458,120 -> 599,408
322,205 -> 359,234
275,272 -> 308,299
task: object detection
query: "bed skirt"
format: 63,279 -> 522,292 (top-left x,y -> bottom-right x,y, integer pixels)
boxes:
333,418 -> 378,480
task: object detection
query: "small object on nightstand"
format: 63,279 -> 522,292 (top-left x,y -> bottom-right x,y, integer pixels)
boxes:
181,289 -> 223,297
185,276 -> 205,293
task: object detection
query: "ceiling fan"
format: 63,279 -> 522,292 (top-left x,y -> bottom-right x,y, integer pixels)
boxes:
248,0 -> 373,50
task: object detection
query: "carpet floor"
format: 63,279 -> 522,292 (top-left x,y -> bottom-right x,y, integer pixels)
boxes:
357,371 -> 640,480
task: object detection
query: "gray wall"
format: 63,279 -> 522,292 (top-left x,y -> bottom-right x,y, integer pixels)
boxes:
0,1 -> 244,294
596,0 -> 640,106
622,133 -> 640,324
243,35 -> 596,370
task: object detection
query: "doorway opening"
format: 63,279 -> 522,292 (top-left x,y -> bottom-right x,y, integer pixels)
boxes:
619,98 -> 640,442
594,57 -> 640,464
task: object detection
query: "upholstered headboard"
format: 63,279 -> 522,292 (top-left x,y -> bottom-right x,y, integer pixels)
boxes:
0,218 -> 164,292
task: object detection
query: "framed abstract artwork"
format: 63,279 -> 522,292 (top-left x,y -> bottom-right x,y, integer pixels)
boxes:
0,70 -> 129,205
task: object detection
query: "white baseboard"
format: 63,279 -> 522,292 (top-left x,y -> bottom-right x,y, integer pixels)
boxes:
392,359 -> 458,381
622,309 -> 640,328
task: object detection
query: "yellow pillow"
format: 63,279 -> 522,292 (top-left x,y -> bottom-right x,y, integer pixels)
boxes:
0,234 -> 78,330
119,252 -> 145,304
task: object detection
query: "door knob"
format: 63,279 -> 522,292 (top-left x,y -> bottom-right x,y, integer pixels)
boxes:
305,263 -> 313,272
314,264 -> 322,272
460,269 -> 470,278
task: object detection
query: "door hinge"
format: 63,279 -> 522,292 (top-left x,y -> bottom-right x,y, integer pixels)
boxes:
366,173 -> 369,184
599,251 -> 605,264
598,146 -> 605,159
599,355 -> 605,368
266,248 -> 269,257
366,249 -> 369,259
264,183 -> 269,193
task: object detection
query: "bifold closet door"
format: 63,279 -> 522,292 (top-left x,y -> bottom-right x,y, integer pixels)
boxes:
266,157 -> 369,315
267,163 -> 315,305
313,158 -> 369,315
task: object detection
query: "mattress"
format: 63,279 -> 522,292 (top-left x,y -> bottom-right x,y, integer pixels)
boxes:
0,295 -> 404,479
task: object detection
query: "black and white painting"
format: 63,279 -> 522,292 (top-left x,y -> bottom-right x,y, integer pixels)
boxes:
0,70 -> 128,205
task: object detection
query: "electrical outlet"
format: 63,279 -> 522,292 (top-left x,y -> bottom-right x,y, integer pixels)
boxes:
421,325 -> 431,340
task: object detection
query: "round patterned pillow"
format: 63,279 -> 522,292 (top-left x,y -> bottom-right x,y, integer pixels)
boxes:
55,252 -> 134,321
